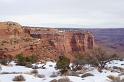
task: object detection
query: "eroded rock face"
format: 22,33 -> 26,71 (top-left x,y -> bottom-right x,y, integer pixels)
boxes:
0,21 -> 24,39
0,22 -> 95,61
54,32 -> 95,53
25,27 -> 95,60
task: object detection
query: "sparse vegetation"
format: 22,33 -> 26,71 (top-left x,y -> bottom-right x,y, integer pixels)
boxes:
25,54 -> 37,63
0,59 -> 9,65
87,48 -> 119,72
58,77 -> 71,82
56,56 -> 70,75
67,71 -> 79,76
25,62 -> 33,68
50,72 -> 58,77
16,53 -> 26,66
31,69 -> 38,77
107,75 -> 124,82
74,48 -> 119,72
32,65 -> 39,69
73,53 -> 89,66
81,73 -> 94,78
50,79 -> 58,82
16,53 -> 38,66
13,75 -> 25,81
37,74 -> 45,78
50,77 -> 71,82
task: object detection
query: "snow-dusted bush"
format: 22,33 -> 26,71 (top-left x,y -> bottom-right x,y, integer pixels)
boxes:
25,54 -> 37,63
121,79 -> 124,82
107,75 -> 124,82
58,77 -> 71,82
50,72 -> 58,77
119,73 -> 124,76
81,73 -> 94,78
13,75 -> 25,81
49,65 -> 53,67
1,72 -> 10,74
50,79 -> 58,82
1,72 -> 22,74
0,59 -> 10,65
31,69 -> 38,77
37,74 -> 45,78
74,66 -> 82,71
41,65 -> 46,69
16,53 -> 26,66
56,56 -> 70,75
32,65 -> 39,69
16,53 -> 38,66
25,62 -> 32,68
113,66 -> 120,69
67,71 -> 79,76
83,48 -> 118,72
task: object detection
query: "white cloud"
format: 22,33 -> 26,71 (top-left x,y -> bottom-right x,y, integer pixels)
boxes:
0,0 -> 16,4
0,0 -> 124,27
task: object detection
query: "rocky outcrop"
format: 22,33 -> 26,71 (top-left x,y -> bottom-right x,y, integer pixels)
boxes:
25,27 -> 95,60
0,21 -> 24,39
0,22 -> 95,61
38,32 -> 95,54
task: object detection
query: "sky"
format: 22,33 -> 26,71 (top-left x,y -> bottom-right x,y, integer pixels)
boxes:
0,0 -> 124,28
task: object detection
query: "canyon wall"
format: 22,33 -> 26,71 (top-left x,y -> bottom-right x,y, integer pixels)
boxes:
0,22 -> 95,60
25,27 -> 95,60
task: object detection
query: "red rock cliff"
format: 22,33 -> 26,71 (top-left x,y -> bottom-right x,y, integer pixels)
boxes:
0,22 -> 95,61
26,28 -> 95,60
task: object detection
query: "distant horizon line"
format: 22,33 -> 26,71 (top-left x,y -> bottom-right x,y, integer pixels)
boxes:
1,21 -> 124,28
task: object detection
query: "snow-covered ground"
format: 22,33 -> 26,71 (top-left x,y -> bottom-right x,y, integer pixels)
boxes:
0,60 -> 124,82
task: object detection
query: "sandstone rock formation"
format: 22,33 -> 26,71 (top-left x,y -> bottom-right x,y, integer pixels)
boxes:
0,22 -> 95,61
24,27 -> 95,60
0,21 -> 24,39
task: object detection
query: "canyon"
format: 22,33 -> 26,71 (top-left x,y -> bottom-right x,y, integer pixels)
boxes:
0,22 -> 95,61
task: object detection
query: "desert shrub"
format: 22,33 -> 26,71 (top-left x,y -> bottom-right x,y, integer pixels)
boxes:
121,64 -> 124,65
31,69 -> 38,77
58,77 -> 71,82
76,69 -> 86,74
41,64 -> 46,69
0,59 -> 9,65
16,53 -> 38,66
114,66 -> 123,70
72,65 -> 83,71
1,72 -> 23,74
50,79 -> 58,82
16,53 -> 26,66
74,48 -> 119,72
31,69 -> 38,74
73,53 -> 89,66
83,48 -> 118,72
13,75 -> 25,81
50,72 -> 58,77
37,74 -> 45,78
56,56 -> 70,75
67,71 -> 79,76
81,73 -> 94,78
49,65 -> 53,67
107,75 -> 124,82
113,66 -> 120,69
32,65 -> 39,69
121,79 -> 124,82
119,58 -> 124,61
25,54 -> 37,63
25,62 -> 32,68
119,73 -> 124,76
1,72 -> 10,74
